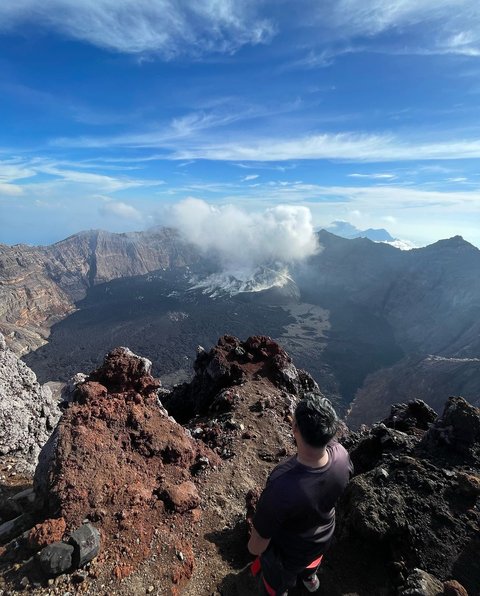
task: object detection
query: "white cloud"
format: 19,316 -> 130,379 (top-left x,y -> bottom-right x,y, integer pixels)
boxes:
169,198 -> 319,267
0,183 -> 23,196
169,132 -> 480,162
55,125 -> 480,163
0,0 -> 273,56
348,172 -> 396,179
0,0 -> 479,63
242,174 -> 259,181
0,160 -> 36,183
100,201 -> 143,221
0,157 -> 165,196
306,184 -> 480,212
316,0 -> 480,57
382,215 -> 397,224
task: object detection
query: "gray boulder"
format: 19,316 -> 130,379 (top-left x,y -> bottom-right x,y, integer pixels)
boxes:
37,542 -> 74,576
0,332 -> 61,471
399,569 -> 444,595
69,523 -> 101,567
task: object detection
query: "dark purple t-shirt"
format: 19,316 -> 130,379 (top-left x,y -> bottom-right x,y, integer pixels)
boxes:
253,441 -> 353,567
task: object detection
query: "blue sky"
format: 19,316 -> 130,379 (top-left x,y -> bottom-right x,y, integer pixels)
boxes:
1,0 -> 480,247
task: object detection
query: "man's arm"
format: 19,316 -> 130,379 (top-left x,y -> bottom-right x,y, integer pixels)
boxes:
247,526 -> 271,556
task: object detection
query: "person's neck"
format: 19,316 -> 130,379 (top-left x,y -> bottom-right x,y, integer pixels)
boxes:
296,445 -> 329,468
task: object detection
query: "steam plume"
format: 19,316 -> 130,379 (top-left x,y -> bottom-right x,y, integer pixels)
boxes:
170,198 -> 319,269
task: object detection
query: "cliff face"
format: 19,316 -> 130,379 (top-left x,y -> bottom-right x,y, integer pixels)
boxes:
298,232 -> 480,421
3,228 -> 480,426
347,354 -> 480,428
301,232 -> 480,358
0,228 -> 199,354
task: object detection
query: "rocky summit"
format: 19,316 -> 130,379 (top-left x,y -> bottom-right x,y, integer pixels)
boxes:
0,337 -> 479,595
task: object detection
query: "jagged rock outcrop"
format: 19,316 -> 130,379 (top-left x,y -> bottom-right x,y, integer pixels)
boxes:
2,336 -> 317,593
32,346 -> 216,592
163,334 -> 318,422
0,332 -> 60,471
1,339 -> 479,595
0,228 -> 200,354
337,397 -> 480,594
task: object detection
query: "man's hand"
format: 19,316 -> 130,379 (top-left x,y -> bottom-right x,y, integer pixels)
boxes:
247,526 -> 271,556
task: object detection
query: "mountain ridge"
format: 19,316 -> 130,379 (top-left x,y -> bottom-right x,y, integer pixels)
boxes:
2,226 -> 479,426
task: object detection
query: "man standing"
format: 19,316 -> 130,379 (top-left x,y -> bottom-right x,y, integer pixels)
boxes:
248,394 -> 353,595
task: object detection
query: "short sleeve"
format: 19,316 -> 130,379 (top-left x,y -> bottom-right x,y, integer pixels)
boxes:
252,481 -> 289,539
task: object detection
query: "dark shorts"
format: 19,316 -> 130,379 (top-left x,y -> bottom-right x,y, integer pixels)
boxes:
259,541 -> 330,595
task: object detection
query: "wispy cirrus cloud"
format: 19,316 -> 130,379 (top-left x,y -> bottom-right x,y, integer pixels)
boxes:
0,0 -> 273,57
1,1 -> 478,62
50,125 -> 480,163
348,172 -> 396,179
0,156 -> 164,195
169,132 -> 480,163
312,0 -> 480,57
0,159 -> 36,183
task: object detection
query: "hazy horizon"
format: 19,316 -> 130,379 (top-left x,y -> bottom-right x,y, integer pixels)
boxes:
3,218 -> 477,252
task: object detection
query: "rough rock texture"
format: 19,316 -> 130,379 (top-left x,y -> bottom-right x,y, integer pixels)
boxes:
28,518 -> 66,550
33,346 -> 217,593
163,335 -> 318,422
37,542 -> 74,576
1,339 -> 479,595
69,523 -> 101,568
442,580 -> 469,596
337,397 -> 480,594
398,569 -> 444,595
0,228 -> 200,354
0,332 -> 60,471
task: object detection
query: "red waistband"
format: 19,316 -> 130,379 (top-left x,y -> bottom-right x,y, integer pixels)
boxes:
250,553 -> 323,593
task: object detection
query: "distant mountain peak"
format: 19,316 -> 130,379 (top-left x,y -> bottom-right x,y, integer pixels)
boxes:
322,220 -> 420,250
325,220 -> 395,242
422,235 -> 478,253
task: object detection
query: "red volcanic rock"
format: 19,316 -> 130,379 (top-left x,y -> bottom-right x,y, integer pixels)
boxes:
164,335 -> 318,422
88,346 -> 160,396
455,471 -> 480,499
443,580 -> 469,596
161,482 -> 200,514
113,564 -> 135,580
171,543 -> 194,592
74,381 -> 107,404
33,347 -> 218,581
28,517 -> 66,549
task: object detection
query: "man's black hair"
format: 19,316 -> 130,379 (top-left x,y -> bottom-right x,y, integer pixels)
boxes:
294,393 -> 339,448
